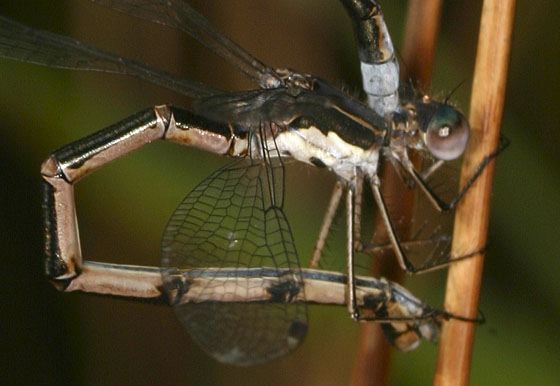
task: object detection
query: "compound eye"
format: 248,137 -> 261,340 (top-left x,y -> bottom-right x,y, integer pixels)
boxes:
424,106 -> 469,160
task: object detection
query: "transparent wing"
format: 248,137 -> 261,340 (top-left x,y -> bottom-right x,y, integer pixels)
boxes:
405,154 -> 464,269
161,155 -> 307,366
312,156 -> 462,275
193,89 -> 282,124
369,155 -> 464,272
0,15 -> 217,98
91,0 -> 282,87
192,88 -> 301,130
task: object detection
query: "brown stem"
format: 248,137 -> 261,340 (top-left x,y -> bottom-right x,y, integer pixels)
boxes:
400,0 -> 443,90
433,1 -> 516,385
349,1 -> 442,385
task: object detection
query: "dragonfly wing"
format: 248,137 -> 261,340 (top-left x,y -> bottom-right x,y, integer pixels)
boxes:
161,157 -> 307,365
0,15 -> 217,97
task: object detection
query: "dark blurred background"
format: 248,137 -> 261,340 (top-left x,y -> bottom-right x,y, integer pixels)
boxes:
1,1 -> 558,385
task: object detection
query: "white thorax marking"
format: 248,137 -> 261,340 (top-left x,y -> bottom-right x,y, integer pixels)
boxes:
274,126 -> 380,181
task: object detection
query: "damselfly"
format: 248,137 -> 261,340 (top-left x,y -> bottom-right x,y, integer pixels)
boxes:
0,0 -> 500,365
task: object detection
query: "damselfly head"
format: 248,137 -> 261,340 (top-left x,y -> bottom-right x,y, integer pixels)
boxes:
415,99 -> 470,161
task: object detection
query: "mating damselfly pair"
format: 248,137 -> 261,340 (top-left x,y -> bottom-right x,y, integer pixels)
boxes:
0,0 -> 503,366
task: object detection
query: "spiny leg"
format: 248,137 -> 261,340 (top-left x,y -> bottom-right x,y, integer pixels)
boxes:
346,186 -> 359,320
42,105 -> 236,285
353,175 -> 364,251
360,136 -> 507,274
369,174 -> 486,274
421,159 -> 445,181
344,174 -> 397,318
310,180 -> 344,268
310,175 -> 365,269
401,136 -> 510,213
369,176 -> 415,273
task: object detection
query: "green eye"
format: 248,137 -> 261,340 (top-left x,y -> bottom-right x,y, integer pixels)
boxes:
424,105 -> 469,160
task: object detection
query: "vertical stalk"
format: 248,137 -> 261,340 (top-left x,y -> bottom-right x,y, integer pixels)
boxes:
433,1 -> 516,385
349,1 -> 442,385
400,0 -> 443,90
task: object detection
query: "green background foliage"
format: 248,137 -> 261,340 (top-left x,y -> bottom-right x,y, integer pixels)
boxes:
1,1 -> 558,385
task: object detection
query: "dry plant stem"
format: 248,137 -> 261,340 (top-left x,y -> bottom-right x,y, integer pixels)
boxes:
349,1 -> 442,386
400,0 -> 443,91
433,1 -> 516,385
